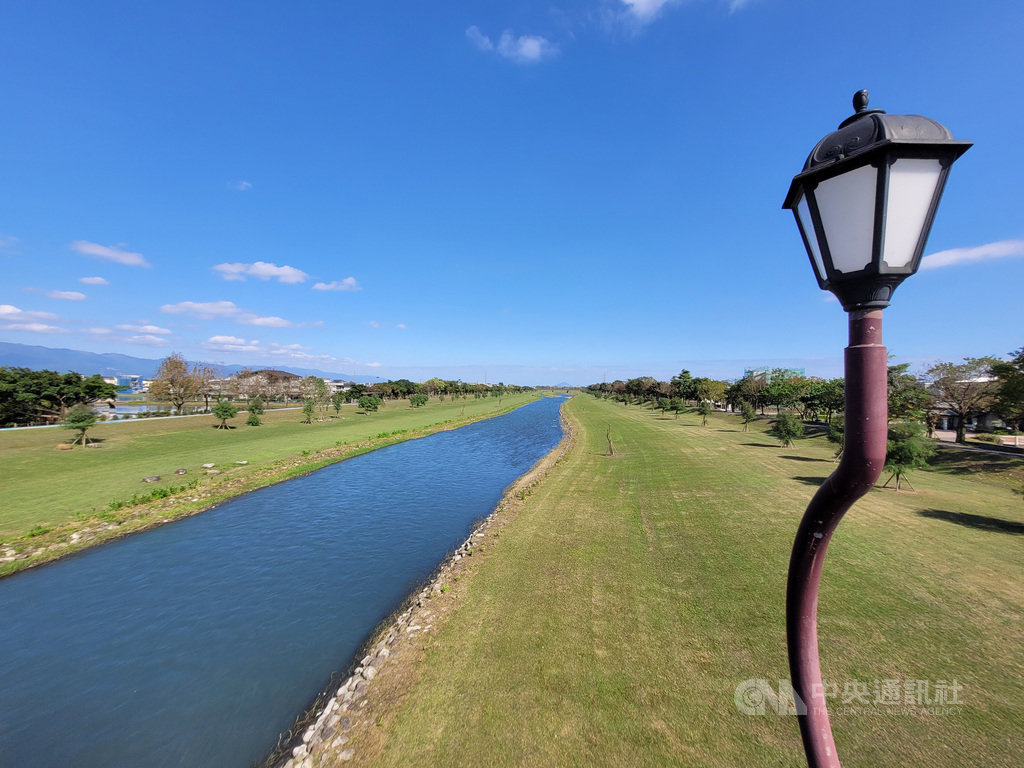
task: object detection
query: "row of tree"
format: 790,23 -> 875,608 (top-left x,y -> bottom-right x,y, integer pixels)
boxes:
586,347 -> 1024,445
587,370 -> 845,424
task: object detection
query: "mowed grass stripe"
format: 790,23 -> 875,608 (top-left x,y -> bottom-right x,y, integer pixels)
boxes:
365,396 -> 1022,768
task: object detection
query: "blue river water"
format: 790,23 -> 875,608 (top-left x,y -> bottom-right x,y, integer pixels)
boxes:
0,395 -> 566,768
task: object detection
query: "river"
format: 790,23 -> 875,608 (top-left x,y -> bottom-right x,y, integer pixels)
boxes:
0,395 -> 567,767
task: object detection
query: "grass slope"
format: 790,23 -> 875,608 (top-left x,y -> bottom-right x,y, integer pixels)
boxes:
365,396 -> 1023,768
0,395 -> 533,540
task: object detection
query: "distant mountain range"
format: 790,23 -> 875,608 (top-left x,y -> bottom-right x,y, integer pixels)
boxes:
0,342 -> 381,383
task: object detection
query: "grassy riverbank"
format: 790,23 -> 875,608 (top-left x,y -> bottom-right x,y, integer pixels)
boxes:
0,393 -> 537,575
354,396 -> 1023,767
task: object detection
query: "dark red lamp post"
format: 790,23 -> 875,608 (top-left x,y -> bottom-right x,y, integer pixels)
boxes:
781,91 -> 970,768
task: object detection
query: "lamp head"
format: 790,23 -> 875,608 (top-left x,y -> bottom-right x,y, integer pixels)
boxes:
783,91 -> 971,311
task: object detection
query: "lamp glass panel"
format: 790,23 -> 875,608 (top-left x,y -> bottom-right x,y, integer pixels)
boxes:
795,192 -> 827,281
813,164 -> 877,274
881,158 -> 943,269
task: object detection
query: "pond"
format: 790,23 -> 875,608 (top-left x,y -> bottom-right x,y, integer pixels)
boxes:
0,395 -> 567,768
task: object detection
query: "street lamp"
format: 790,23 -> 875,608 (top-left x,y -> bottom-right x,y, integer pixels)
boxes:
781,91 -> 970,768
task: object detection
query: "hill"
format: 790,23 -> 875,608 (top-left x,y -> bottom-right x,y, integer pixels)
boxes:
0,341 -> 378,383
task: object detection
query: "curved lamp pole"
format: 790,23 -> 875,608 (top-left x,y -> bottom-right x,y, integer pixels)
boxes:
781,91 -> 970,768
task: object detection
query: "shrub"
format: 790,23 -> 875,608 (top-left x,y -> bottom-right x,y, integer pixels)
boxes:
884,421 -> 935,491
770,414 -> 804,447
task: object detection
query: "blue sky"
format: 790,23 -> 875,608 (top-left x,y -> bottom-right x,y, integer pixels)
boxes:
1,0 -> 1021,385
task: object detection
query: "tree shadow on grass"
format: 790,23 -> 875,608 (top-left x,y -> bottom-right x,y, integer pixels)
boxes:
741,443 -> 777,448
917,508 -> 1024,535
61,437 -> 107,446
781,455 -> 829,462
793,476 -> 829,486
928,446 -> 1024,475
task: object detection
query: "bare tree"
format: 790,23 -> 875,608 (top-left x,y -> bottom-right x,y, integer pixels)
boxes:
150,353 -> 200,414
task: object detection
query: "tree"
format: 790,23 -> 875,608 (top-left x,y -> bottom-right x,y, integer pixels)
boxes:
301,399 -> 315,423
697,400 -> 712,426
801,378 -> 844,424
990,347 -> 1024,432
246,412 -> 261,426
212,400 -> 238,429
883,421 -> 935,491
332,391 -> 346,416
248,397 -> 265,416
63,403 -> 98,446
605,425 -> 615,456
827,416 -> 845,462
358,394 -> 381,413
193,364 -> 217,410
925,357 -> 1002,443
669,397 -> 684,419
696,378 -> 727,408
346,383 -> 368,403
764,371 -> 808,416
410,393 -> 428,407
671,369 -> 697,404
0,367 -> 116,425
735,373 -> 768,415
300,376 -> 331,421
740,401 -> 756,432
150,353 -> 200,414
770,414 -> 804,447
887,363 -> 931,422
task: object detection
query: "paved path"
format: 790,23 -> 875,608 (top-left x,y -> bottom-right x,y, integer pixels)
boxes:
932,429 -> 1024,456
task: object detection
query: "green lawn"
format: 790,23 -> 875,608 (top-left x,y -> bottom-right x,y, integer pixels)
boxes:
0,394 -> 534,540
364,396 -> 1023,767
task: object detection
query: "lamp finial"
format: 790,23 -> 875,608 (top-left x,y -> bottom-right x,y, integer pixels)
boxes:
853,90 -> 870,114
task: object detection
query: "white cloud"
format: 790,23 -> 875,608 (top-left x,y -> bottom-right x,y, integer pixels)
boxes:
161,300 -> 241,318
397,323 -> 407,330
368,320 -> 381,329
87,327 -> 112,335
921,239 -> 1024,270
213,261 -> 309,284
621,0 -> 675,22
116,323 -> 172,335
367,362 -> 382,368
270,342 -> 311,351
79,276 -> 109,285
466,26 -> 558,63
0,235 -> 20,253
312,277 -> 361,291
46,290 -> 86,301
230,180 -> 253,191
125,335 -> 170,347
466,25 -> 492,51
2,322 -> 65,333
160,299 -> 316,329
203,334 -> 260,351
238,313 -> 295,328
0,304 -> 59,322
71,240 -> 150,267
